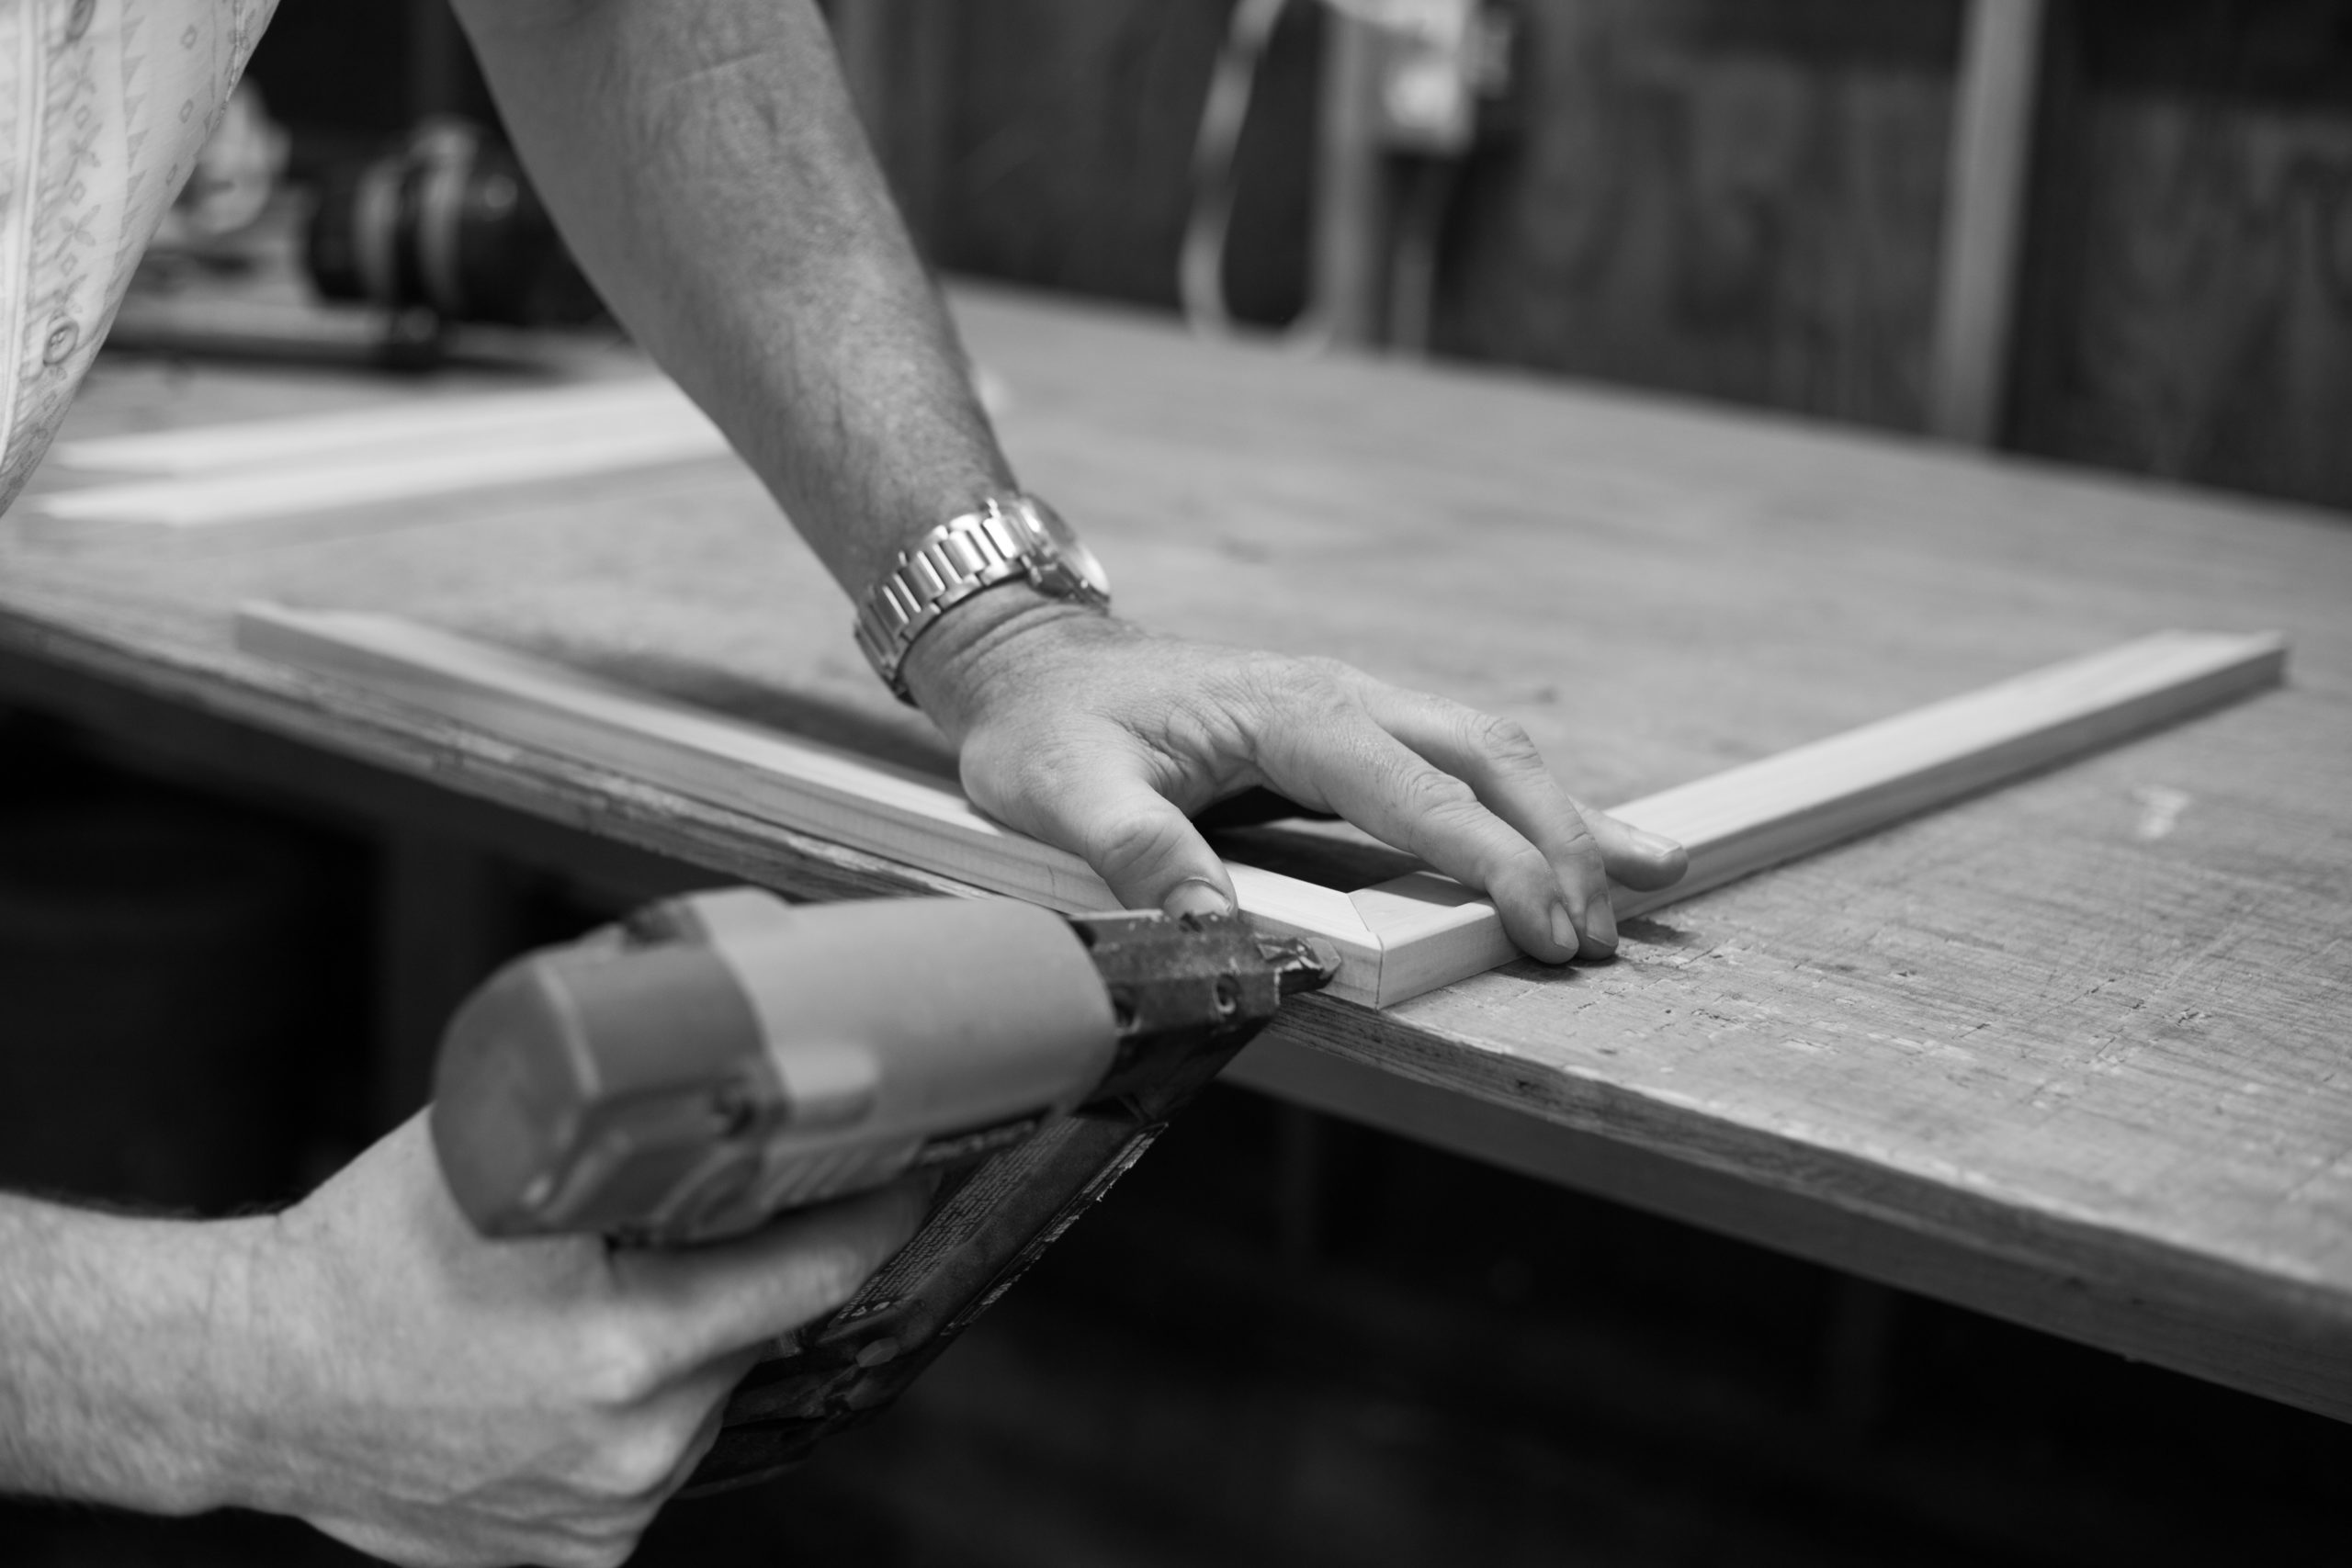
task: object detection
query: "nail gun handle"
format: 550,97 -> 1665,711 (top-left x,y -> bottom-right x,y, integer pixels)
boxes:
682,911 -> 1334,1491
685,1099 -> 1177,1493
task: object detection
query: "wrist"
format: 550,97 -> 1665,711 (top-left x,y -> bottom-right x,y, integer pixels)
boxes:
899,582 -> 1119,741
130,1213 -> 288,1517
181,1212 -> 322,1520
854,491 -> 1113,707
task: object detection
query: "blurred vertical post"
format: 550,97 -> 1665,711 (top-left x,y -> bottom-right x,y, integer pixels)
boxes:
1314,6 -> 1387,348
1927,0 -> 2048,446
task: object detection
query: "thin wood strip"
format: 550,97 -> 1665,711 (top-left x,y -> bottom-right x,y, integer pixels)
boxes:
1607,629 -> 2286,919
237,607 -> 2285,1010
1343,632 -> 2286,1000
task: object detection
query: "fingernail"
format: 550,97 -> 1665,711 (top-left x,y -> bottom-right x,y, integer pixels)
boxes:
1548,901 -> 1577,955
1587,897 -> 1619,953
1162,878 -> 1235,920
1631,828 -> 1682,858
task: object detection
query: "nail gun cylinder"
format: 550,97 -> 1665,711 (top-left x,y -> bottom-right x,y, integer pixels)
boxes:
428,892 -> 1119,1245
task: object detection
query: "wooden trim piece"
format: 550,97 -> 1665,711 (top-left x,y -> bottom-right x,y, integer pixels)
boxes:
1330,630 -> 2287,993
1607,629 -> 2285,917
1927,0 -> 2048,446
235,607 -> 2285,1009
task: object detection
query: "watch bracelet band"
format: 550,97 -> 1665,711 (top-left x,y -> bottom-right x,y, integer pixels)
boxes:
853,494 -> 1106,703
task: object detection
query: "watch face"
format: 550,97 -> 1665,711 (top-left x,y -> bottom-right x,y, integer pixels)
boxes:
1017,497 -> 1112,601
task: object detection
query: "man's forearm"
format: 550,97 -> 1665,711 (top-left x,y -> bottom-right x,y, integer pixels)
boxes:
0,1196 -> 261,1513
447,0 -> 1686,949
448,0 -> 1011,600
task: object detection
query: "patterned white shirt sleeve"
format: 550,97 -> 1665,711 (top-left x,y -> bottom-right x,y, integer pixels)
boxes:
0,0 -> 278,508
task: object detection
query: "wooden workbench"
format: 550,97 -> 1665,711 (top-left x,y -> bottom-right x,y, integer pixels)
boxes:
6,285 -> 2348,1424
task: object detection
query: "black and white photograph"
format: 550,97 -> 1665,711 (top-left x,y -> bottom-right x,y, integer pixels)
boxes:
0,2 -> 2346,1563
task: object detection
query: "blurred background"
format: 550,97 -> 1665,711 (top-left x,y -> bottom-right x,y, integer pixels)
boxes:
5,1 -> 2349,1563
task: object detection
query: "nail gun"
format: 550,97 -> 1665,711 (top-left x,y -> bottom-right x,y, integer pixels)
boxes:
426,889 -> 1338,1492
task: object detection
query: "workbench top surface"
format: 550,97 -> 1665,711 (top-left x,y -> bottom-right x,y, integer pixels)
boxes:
6,285 -> 2349,1419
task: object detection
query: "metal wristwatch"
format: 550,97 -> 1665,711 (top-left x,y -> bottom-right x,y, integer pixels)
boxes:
853,492 -> 1112,703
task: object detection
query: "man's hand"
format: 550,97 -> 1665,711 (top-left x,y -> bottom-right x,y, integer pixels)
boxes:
908,597 -> 1688,963
224,1117 -> 920,1568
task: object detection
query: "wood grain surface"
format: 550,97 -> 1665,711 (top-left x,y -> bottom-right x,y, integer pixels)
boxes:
5,283 -> 2350,1418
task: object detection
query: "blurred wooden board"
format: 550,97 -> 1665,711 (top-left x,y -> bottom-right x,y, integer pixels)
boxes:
1927,0 -> 2045,445
34,380 -> 724,528
2,284 -> 2347,1424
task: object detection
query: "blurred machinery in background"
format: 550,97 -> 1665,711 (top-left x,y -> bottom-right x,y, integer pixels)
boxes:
119,89 -> 601,367
308,118 -> 603,333
1183,0 -> 1517,349
131,7 -> 1493,367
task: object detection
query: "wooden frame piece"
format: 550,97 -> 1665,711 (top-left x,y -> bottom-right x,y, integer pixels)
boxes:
235,606 -> 2285,1008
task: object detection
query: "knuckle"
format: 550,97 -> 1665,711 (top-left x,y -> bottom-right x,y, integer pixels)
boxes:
1395,765 -> 1478,818
1206,654 -> 1365,762
1227,650 -> 1336,712
1558,850 -> 1610,900
1000,739 -> 1081,801
1086,806 -> 1188,881
576,1329 -> 667,1410
1549,812 -> 1605,870
1464,711 -> 1541,768
1557,817 -> 1604,861
1408,789 -> 1547,887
